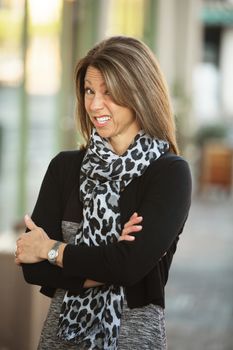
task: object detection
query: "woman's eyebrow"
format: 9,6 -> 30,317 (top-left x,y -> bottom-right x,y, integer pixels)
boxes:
84,79 -> 92,85
84,79 -> 106,87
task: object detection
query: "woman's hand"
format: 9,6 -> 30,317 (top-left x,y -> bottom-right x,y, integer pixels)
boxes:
83,213 -> 143,288
118,212 -> 143,242
15,215 -> 52,265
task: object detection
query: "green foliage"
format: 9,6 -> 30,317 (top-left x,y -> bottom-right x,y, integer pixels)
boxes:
195,123 -> 227,146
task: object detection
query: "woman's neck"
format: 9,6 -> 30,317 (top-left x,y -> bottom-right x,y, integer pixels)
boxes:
108,125 -> 141,155
108,139 -> 130,155
109,133 -> 140,155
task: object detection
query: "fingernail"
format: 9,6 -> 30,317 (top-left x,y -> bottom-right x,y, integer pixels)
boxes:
25,214 -> 30,220
136,225 -> 142,229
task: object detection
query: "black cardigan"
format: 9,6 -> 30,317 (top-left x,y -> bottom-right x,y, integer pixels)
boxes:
22,149 -> 192,308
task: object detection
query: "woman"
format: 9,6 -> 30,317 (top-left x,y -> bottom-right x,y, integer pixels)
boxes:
15,36 -> 192,349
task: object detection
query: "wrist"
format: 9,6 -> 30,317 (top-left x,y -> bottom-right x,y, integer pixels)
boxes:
40,239 -> 66,267
56,243 -> 66,267
40,239 -> 56,260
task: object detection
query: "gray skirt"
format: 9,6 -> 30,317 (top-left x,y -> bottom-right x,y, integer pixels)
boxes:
38,289 -> 167,350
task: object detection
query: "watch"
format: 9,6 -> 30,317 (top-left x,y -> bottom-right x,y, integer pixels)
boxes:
47,241 -> 63,265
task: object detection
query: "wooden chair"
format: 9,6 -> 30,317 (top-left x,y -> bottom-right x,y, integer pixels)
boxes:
198,142 -> 233,194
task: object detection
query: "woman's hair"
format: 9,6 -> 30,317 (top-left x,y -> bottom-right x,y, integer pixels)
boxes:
75,36 -> 179,154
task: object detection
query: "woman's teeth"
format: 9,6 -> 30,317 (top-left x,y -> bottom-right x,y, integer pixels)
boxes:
96,116 -> 110,124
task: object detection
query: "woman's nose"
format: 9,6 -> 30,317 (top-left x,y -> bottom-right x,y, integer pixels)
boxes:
90,93 -> 104,111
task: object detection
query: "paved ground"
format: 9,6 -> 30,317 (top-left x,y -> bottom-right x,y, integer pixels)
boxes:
165,191 -> 233,350
1,88 -> 233,349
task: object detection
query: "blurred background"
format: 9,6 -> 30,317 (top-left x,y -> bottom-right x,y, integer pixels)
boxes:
0,0 -> 232,349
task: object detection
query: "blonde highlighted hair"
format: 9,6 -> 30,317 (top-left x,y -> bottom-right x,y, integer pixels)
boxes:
75,36 -> 178,154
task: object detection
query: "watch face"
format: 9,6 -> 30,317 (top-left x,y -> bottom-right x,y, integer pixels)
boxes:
48,242 -> 61,264
48,250 -> 56,260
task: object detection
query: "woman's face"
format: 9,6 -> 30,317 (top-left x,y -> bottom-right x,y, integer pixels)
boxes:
84,66 -> 140,153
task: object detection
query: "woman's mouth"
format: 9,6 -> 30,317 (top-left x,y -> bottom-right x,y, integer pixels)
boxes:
93,115 -> 111,127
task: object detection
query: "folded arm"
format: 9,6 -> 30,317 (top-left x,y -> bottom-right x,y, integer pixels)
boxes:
61,159 -> 191,286
21,158 -> 191,287
17,212 -> 143,288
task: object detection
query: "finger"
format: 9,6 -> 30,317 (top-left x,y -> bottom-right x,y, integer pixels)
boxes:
24,214 -> 37,231
124,216 -> 143,229
125,212 -> 138,225
14,257 -> 21,266
17,233 -> 26,242
122,225 -> 142,236
16,233 -> 28,246
130,212 -> 138,219
119,235 -> 135,242
123,216 -> 143,229
15,245 -> 22,257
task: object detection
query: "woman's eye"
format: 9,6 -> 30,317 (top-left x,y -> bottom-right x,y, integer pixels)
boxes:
84,87 -> 93,95
105,90 -> 111,96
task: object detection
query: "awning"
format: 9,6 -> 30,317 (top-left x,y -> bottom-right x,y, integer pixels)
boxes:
201,1 -> 233,25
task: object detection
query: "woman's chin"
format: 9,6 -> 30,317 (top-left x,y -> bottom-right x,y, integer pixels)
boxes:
95,128 -> 112,140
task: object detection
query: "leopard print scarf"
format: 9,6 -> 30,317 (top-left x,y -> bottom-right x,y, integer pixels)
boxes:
57,129 -> 169,349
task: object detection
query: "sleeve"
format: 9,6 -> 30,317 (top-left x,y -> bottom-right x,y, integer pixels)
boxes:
21,153 -> 85,293
62,159 -> 192,286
